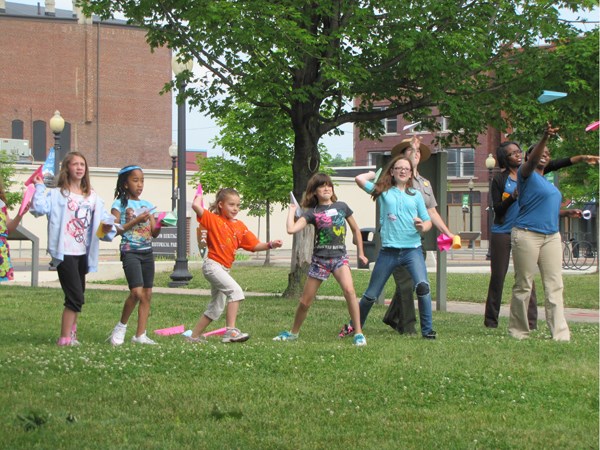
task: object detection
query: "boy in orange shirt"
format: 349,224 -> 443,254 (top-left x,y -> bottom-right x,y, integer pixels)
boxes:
187,188 -> 283,343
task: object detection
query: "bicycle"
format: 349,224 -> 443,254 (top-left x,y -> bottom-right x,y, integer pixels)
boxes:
562,239 -> 597,270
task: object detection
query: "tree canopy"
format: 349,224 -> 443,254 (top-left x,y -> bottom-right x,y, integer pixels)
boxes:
0,152 -> 22,208
82,0 -> 598,196
82,0 -> 598,294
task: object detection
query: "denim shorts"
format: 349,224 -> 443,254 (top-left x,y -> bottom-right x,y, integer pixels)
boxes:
308,254 -> 349,281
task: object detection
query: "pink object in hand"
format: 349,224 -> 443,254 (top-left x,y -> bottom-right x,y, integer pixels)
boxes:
24,165 -> 43,186
154,211 -> 167,229
18,184 -> 35,216
437,234 -> 453,252
585,121 -> 599,132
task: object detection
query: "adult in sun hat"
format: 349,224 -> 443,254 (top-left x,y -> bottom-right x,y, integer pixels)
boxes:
386,136 -> 454,335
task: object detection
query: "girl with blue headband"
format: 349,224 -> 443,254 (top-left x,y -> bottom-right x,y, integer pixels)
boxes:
107,165 -> 161,345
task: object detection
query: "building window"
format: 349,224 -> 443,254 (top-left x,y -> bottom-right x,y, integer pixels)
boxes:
447,191 -> 481,204
446,147 -> 474,178
11,120 -> 24,139
439,116 -> 451,133
32,120 -> 47,162
375,107 -> 397,134
368,151 -> 387,166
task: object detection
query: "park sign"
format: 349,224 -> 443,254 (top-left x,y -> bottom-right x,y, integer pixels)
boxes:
152,227 -> 177,259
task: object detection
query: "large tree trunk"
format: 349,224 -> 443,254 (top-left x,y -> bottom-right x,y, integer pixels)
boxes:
282,226 -> 315,298
264,199 -> 271,266
283,97 -> 322,297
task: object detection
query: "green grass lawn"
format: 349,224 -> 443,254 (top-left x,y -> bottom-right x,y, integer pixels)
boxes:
1,285 -> 598,449
99,265 -> 600,310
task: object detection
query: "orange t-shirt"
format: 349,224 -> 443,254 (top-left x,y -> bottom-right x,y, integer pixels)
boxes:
198,210 -> 260,268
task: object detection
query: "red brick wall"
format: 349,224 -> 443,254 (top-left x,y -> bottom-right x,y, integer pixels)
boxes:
0,15 -> 172,170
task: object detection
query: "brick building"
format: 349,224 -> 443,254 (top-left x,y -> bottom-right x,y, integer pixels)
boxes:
0,0 -> 172,170
353,100 -> 504,244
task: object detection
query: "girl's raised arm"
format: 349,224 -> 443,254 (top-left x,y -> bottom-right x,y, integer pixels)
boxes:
286,204 -> 307,234
354,171 -> 376,189
192,194 -> 205,218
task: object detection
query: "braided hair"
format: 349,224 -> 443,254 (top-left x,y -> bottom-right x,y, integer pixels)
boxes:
114,165 -> 142,208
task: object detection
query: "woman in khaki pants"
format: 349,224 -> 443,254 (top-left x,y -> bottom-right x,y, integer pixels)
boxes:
508,125 -> 583,341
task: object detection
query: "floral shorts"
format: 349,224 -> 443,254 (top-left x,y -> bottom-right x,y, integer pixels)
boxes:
308,254 -> 349,281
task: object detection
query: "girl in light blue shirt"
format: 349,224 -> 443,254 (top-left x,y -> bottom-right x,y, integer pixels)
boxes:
344,155 -> 437,340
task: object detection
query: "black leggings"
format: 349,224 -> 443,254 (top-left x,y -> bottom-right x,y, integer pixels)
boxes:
57,255 -> 88,313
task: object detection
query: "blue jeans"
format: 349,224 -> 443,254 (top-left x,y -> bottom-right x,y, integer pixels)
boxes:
355,247 -> 433,336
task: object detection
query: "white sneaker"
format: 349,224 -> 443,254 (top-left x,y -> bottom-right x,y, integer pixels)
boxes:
222,328 -> 250,343
108,324 -> 127,346
131,332 -> 157,345
70,330 -> 81,346
184,335 -> 208,344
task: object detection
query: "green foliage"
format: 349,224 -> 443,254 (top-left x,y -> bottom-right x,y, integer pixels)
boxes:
504,29 -> 599,200
81,0 -> 597,197
0,286 -> 598,448
80,0 -> 598,293
0,151 -> 23,208
328,154 -> 354,167
190,103 -> 294,216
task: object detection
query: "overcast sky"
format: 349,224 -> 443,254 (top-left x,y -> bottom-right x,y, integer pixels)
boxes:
17,1 -> 599,158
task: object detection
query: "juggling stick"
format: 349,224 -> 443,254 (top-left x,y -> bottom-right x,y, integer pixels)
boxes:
373,168 -> 382,183
24,165 -> 43,186
290,191 -> 302,217
585,121 -> 599,132
154,211 -> 167,230
202,327 -> 228,337
18,184 -> 35,216
537,90 -> 567,104
403,121 -> 422,131
154,325 -> 185,336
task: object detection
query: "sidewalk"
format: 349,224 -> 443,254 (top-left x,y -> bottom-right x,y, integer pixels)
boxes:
9,251 -> 599,324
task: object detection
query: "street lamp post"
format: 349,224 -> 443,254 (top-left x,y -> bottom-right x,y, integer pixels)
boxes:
485,153 -> 496,260
49,110 -> 65,186
468,178 -> 474,248
168,142 -> 178,211
168,55 -> 194,288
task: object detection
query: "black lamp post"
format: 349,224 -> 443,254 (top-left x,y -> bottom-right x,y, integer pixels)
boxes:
485,153 -> 496,260
168,55 -> 193,288
468,178 -> 474,231
48,110 -> 64,186
468,178 -> 474,248
168,141 -> 178,211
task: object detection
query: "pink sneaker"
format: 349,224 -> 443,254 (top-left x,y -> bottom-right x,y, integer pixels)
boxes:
57,337 -> 72,346
338,324 -> 354,338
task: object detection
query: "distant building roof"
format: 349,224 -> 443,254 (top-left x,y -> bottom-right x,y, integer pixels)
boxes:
332,166 -> 375,178
2,1 -> 128,25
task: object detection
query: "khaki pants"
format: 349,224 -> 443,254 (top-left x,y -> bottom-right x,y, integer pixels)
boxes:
202,258 -> 245,321
508,228 -> 570,341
